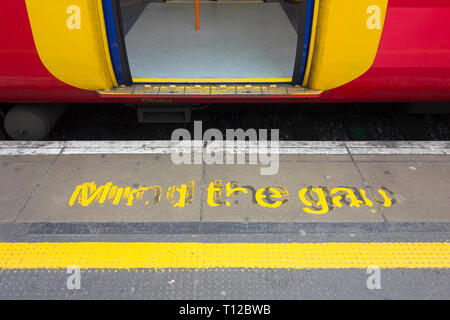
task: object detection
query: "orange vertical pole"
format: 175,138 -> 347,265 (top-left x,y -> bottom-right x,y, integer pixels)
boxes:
195,0 -> 200,31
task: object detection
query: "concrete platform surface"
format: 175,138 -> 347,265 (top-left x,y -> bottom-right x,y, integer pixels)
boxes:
0,226 -> 449,299
0,141 -> 449,224
0,141 -> 449,300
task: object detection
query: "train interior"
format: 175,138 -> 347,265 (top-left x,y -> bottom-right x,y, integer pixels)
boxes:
119,0 -> 302,83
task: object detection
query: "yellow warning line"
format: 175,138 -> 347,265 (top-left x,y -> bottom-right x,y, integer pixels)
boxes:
0,242 -> 449,269
133,78 -> 292,83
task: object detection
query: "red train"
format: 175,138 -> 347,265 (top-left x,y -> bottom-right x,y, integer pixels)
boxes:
1,0 -> 450,139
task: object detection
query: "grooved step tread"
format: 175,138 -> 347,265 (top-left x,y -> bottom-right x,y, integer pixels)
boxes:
98,85 -> 322,97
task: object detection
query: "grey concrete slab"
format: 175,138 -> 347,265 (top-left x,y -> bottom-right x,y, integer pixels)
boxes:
0,222 -> 448,245
15,157 -> 202,222
0,221 -> 447,300
201,161 -> 385,222
0,155 -> 59,162
352,154 -> 450,162
2,152 -> 449,224
56,153 -> 179,163
0,159 -> 54,222
0,268 -> 448,299
125,3 -> 298,79
1,148 -> 448,301
17,222 -> 450,243
277,154 -> 352,162
357,161 -> 450,222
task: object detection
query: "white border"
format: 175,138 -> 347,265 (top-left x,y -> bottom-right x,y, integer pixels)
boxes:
0,141 -> 449,155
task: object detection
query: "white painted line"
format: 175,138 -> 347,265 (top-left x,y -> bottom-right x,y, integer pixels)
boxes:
0,148 -> 62,156
347,148 -> 446,155
0,141 -> 449,156
0,141 -> 66,148
345,141 -> 450,148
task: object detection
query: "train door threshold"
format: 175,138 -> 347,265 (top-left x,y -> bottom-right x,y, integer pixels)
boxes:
97,84 -> 323,98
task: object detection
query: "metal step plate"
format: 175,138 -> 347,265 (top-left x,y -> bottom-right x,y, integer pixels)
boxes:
98,84 -> 322,97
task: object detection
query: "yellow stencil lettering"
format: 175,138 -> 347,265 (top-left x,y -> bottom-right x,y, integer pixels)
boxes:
122,187 -> 131,200
255,185 -> 289,208
98,183 -> 112,204
207,180 -> 229,207
68,182 -> 110,207
126,186 -> 150,206
113,188 -> 124,205
140,185 -> 163,206
375,187 -> 395,207
108,186 -> 117,201
298,187 -> 330,214
330,187 -> 363,208
226,182 -> 248,197
166,180 -> 195,208
359,189 -> 374,207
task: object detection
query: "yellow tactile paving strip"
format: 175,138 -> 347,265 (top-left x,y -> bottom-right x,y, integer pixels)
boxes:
0,242 -> 449,269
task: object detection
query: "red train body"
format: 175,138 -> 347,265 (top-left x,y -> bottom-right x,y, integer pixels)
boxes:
0,0 -> 449,104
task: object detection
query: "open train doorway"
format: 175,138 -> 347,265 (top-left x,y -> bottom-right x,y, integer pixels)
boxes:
117,0 -> 311,84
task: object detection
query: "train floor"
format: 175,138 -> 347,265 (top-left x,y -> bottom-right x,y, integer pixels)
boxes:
0,141 -> 449,299
123,2 -> 298,81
